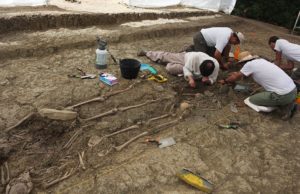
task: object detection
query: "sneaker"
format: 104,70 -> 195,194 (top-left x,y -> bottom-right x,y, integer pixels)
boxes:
281,103 -> 297,120
137,50 -> 147,57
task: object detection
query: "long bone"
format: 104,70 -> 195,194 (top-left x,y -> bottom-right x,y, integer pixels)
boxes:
4,113 -> 35,132
106,114 -> 170,138
82,98 -> 168,122
42,168 -> 76,189
114,132 -> 148,152
114,119 -> 179,152
65,82 -> 137,110
100,114 -> 170,141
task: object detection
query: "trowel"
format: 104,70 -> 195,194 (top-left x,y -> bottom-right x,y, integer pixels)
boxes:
158,137 -> 176,148
145,137 -> 176,148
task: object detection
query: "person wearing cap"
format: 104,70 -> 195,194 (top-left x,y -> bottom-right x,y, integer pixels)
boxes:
268,36 -> 300,87
219,51 -> 297,119
137,50 -> 219,88
185,27 -> 245,70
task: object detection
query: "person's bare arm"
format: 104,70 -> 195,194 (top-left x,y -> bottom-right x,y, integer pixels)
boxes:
214,50 -> 223,68
222,44 -> 231,61
274,51 -> 282,66
188,75 -> 196,88
219,71 -> 244,84
281,60 -> 295,70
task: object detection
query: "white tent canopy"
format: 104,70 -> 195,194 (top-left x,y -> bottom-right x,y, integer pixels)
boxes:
0,0 -> 47,6
125,0 -> 237,14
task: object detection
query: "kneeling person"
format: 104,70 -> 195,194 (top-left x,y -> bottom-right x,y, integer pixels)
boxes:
138,50 -> 219,88
220,51 -> 297,119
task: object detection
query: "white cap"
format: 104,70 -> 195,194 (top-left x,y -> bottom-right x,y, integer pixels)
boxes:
236,32 -> 245,44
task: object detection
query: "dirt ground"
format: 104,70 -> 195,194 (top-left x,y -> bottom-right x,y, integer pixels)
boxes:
0,5 -> 300,194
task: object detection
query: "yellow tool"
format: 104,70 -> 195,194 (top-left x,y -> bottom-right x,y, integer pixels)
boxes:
177,168 -> 213,193
147,74 -> 167,83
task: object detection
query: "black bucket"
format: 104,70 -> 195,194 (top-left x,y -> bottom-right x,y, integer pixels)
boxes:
119,58 -> 141,79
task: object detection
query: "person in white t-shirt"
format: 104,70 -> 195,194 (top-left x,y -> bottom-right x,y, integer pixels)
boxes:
184,27 -> 245,70
137,50 -> 219,88
268,36 -> 300,84
219,51 -> 297,119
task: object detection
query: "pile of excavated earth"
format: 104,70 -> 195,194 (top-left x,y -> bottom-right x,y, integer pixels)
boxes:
0,2 -> 299,194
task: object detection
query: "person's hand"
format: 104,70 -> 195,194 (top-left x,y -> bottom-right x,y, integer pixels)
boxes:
202,77 -> 211,85
218,79 -> 226,85
228,72 -> 239,77
189,78 -> 196,88
223,62 -> 232,70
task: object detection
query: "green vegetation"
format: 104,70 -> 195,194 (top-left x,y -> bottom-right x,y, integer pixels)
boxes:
232,0 -> 300,29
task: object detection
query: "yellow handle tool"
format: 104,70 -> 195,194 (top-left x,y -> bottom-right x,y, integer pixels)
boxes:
177,168 -> 213,193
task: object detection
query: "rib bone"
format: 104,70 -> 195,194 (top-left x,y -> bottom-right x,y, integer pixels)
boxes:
43,168 -> 76,189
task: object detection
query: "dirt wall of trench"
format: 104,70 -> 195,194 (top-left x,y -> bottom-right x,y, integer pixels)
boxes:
0,10 -> 214,34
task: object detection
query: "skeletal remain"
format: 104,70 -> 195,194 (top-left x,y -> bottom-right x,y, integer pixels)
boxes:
118,99 -> 160,112
63,124 -> 92,149
65,82 -> 137,110
154,119 -> 179,131
114,131 -> 148,151
105,124 -> 140,138
83,98 -> 169,122
65,97 -> 105,110
42,168 -> 76,189
5,171 -> 32,194
104,82 -> 137,98
78,151 -> 86,170
4,113 -> 35,132
114,119 -> 179,152
82,108 -> 118,122
1,162 -> 10,185
145,114 -> 170,126
97,146 -> 113,157
99,114 -> 171,143
63,128 -> 83,149
169,103 -> 176,113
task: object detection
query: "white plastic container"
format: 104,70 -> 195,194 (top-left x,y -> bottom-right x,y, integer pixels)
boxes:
95,48 -> 108,69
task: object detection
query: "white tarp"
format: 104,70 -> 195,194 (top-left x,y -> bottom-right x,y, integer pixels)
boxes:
126,0 -> 181,8
0,0 -> 47,7
126,0 -> 237,14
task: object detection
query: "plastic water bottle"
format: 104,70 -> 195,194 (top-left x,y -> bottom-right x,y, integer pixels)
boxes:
95,38 -> 108,69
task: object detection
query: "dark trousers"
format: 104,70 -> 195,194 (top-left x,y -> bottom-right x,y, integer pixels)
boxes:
193,31 -> 215,56
188,31 -> 231,60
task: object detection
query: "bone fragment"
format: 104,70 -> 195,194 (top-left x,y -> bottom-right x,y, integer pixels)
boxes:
63,128 -> 83,149
114,131 -> 148,152
1,165 -> 4,185
104,82 -> 136,98
78,152 -> 86,170
43,168 -> 76,189
38,109 -> 77,121
145,114 -> 170,126
65,82 -> 137,110
65,97 -> 105,110
5,113 -> 35,132
5,162 -> 9,184
105,125 -> 140,138
82,108 -> 118,122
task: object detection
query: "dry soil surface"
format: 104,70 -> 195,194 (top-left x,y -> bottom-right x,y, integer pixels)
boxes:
0,9 -> 299,194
